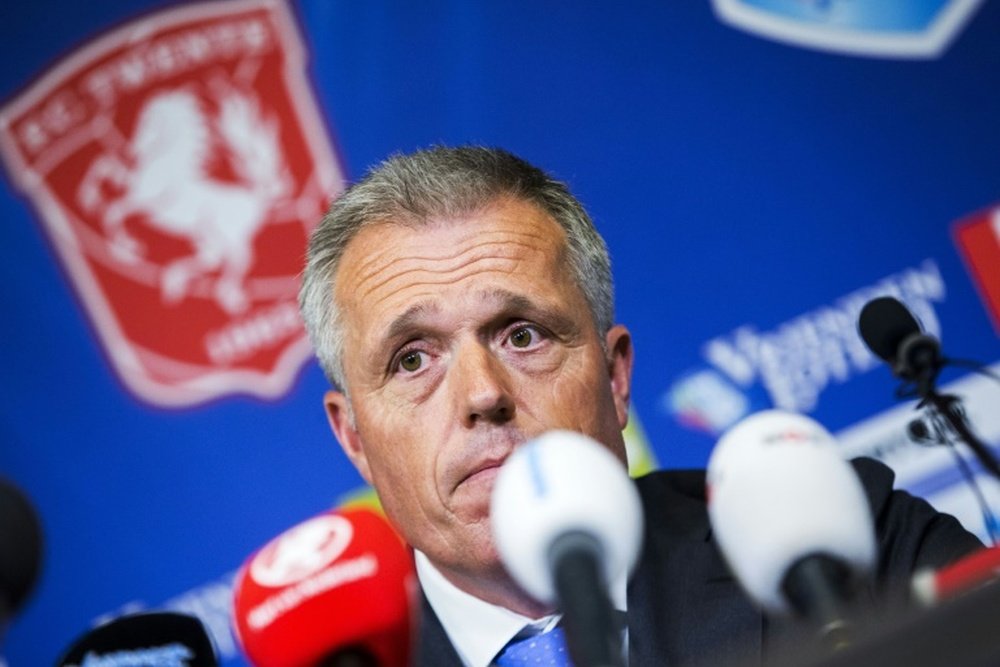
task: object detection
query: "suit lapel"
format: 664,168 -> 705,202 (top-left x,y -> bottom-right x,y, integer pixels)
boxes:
415,591 -> 466,667
628,471 -> 763,667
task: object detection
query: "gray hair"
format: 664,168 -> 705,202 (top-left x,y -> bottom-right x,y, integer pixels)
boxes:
298,145 -> 614,390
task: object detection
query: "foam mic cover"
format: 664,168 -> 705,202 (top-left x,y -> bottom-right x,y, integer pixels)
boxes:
858,296 -> 921,364
56,611 -> 218,666
706,410 -> 876,615
232,507 -> 416,667
858,296 -> 943,386
490,430 -> 643,606
0,477 -> 43,623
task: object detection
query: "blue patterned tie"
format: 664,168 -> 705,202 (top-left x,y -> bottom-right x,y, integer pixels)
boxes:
495,626 -> 575,667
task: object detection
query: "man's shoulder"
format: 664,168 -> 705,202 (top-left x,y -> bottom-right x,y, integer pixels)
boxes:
632,456 -> 981,570
632,456 -> 897,506
635,468 -> 705,497
634,467 -> 707,498
632,468 -> 711,540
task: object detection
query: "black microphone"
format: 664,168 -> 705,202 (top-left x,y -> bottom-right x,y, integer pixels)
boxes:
0,478 -> 43,630
56,611 -> 219,667
858,295 -> 1000,481
858,296 -> 942,385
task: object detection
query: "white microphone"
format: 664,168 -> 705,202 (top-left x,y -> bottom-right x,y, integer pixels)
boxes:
491,430 -> 643,667
707,410 -> 876,646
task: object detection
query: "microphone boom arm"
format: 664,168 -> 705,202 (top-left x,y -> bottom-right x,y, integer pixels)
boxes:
921,391 -> 1000,482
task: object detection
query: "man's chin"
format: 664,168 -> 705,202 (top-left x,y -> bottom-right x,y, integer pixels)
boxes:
451,476 -> 500,522
437,520 -> 501,570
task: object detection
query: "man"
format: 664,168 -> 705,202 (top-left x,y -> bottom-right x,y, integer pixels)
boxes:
299,146 -> 982,666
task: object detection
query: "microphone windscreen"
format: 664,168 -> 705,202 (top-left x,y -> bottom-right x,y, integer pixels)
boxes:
858,296 -> 921,363
0,477 -> 43,619
707,410 -> 876,614
56,611 -> 219,666
490,430 -> 643,605
232,507 -> 416,667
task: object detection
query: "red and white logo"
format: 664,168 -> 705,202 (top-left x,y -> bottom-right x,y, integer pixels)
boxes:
250,514 -> 355,588
953,206 -> 1000,335
0,0 -> 342,406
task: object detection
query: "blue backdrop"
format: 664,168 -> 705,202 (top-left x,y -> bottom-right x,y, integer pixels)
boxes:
1,1 -> 998,663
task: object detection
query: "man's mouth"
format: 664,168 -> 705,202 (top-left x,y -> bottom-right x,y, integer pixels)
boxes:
449,432 -> 531,495
460,459 -> 506,489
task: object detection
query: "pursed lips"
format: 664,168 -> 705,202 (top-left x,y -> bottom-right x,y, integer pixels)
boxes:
451,446 -> 523,493
448,431 -> 533,494
461,457 -> 507,487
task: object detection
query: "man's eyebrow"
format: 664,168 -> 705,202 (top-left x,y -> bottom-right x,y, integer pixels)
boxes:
381,302 -> 441,348
485,289 -> 578,333
486,290 -> 536,316
380,293 -> 519,348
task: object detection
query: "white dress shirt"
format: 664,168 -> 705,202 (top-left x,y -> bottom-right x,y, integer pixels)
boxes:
415,550 -> 628,667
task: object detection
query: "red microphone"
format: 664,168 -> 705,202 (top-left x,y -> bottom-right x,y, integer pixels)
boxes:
233,507 -> 417,667
912,545 -> 1000,606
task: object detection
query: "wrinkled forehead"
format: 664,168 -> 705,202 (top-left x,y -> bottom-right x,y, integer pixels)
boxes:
336,197 -> 570,286
331,199 -> 578,328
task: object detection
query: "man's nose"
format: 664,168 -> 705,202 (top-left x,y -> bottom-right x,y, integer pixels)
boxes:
452,341 -> 516,426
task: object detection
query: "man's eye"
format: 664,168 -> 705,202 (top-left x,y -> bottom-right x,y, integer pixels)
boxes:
509,326 -> 535,348
398,350 -> 424,372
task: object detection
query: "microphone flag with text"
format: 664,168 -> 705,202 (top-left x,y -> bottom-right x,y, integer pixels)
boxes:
56,611 -> 219,667
490,430 -> 644,667
232,507 -> 417,667
706,410 -> 876,649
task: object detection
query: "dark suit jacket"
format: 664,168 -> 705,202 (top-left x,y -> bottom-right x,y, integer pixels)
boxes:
416,458 -> 983,666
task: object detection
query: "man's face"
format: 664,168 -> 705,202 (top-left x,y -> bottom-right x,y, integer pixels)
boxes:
323,197 -> 633,588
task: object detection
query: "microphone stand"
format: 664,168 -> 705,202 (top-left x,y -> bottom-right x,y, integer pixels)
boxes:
904,346 -> 1000,483
550,531 -> 625,667
918,390 -> 1000,482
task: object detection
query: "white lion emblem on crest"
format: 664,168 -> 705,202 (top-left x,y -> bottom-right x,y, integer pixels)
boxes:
77,85 -> 291,314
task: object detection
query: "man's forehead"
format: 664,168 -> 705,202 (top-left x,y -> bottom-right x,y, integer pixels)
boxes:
354,196 -> 561,243
379,289 -> 543,336
330,198 -> 583,338
336,200 -> 567,284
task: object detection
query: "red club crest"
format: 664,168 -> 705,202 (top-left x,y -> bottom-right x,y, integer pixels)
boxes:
0,0 -> 342,406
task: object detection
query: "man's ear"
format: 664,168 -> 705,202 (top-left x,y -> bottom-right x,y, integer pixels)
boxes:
324,390 -> 373,484
605,325 -> 634,430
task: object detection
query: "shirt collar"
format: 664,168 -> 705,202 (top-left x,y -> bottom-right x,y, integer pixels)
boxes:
415,550 -> 628,667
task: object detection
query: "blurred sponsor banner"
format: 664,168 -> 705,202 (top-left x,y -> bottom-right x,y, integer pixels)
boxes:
1,2 -> 999,664
665,260 -> 946,436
